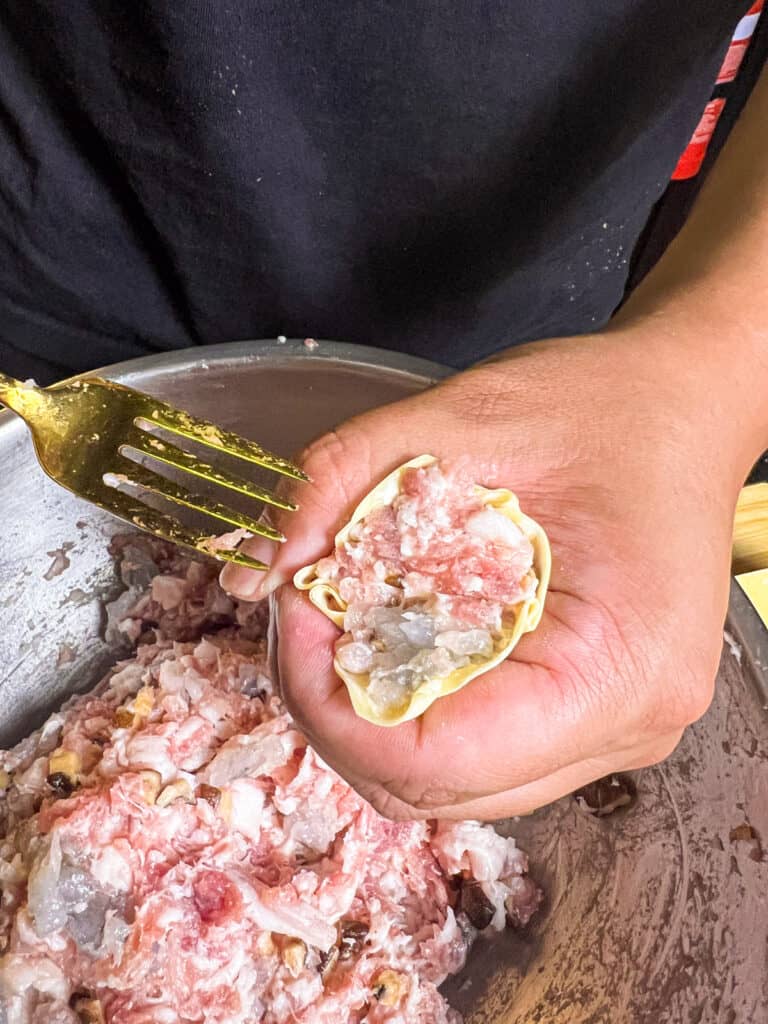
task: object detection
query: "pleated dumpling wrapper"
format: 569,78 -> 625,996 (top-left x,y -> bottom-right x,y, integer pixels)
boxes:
293,455 -> 551,727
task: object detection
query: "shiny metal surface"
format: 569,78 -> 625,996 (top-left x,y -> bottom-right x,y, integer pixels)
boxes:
0,370 -> 307,573
0,339 -> 449,747
0,339 -> 765,1023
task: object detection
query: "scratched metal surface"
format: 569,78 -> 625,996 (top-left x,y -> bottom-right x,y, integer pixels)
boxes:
446,614 -> 768,1023
0,341 -> 765,1023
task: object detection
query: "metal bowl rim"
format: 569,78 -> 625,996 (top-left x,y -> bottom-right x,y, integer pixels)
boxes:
0,339 -> 452,445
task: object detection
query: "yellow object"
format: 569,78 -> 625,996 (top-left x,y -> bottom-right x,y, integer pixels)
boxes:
733,482 -> 768,575
255,931 -> 276,957
139,770 -> 162,805
156,778 -> 193,807
132,686 -> 155,719
281,939 -> 308,976
114,707 -> 135,729
47,748 -> 81,781
736,568 -> 768,630
372,968 -> 407,1007
733,481 -> 768,628
0,371 -> 307,572
217,788 -> 233,824
294,454 -> 551,727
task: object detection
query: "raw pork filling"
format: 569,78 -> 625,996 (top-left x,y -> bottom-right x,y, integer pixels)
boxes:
0,538 -> 540,1024
317,462 -> 538,711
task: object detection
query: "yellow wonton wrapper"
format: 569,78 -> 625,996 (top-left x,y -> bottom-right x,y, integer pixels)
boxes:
293,455 -> 551,727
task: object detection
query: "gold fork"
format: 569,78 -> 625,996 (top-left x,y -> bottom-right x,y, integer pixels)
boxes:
0,372 -> 307,571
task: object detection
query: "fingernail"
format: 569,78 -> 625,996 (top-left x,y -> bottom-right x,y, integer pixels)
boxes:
220,562 -> 287,601
255,568 -> 287,600
219,537 -> 282,600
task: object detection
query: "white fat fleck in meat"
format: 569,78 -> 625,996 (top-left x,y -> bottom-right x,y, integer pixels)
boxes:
232,872 -> 338,951
121,731 -> 178,784
335,640 -> 374,675
12,757 -> 49,795
419,908 -> 468,980
158,658 -> 209,701
89,845 -> 133,893
313,555 -> 340,580
225,779 -> 267,842
108,663 -> 150,702
465,507 -> 526,546
26,832 -> 65,934
200,719 -> 302,787
339,578 -> 400,607
0,538 -> 540,1024
0,956 -> 69,1021
435,629 -> 494,658
432,821 -> 513,881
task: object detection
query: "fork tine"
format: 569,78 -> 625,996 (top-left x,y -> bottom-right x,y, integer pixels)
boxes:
106,463 -> 285,542
124,432 -> 298,511
90,486 -> 270,571
137,404 -> 309,482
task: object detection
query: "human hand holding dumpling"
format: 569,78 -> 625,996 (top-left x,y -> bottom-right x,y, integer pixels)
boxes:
221,326 -> 741,821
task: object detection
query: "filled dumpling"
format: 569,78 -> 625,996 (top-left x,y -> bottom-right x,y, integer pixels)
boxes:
294,455 -> 551,726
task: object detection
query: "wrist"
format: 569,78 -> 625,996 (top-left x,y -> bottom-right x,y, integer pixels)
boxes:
609,66 -> 768,481
608,307 -> 768,491
480,320 -> 763,499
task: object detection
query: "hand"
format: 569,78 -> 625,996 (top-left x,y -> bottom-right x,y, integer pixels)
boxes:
221,326 -> 745,820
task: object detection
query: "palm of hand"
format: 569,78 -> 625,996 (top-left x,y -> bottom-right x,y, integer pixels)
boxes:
233,341 -> 731,819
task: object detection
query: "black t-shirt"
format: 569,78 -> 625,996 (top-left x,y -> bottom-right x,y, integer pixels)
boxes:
0,2 -> 764,382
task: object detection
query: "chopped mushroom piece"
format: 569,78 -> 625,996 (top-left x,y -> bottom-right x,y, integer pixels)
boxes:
338,919 -> 369,960
459,880 -> 496,930
318,943 -> 340,979
71,995 -> 104,1024
196,783 -> 221,809
573,775 -> 636,817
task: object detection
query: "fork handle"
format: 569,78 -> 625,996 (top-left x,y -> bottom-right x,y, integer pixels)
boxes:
0,372 -> 41,418
0,372 -> 23,393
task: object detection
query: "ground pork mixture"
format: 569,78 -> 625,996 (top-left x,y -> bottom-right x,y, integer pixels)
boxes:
315,461 -> 538,713
0,537 -> 540,1024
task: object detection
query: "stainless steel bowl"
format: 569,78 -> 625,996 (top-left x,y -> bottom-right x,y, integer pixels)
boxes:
1,340 -> 765,1022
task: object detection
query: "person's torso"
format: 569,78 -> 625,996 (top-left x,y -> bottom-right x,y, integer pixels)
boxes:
0,1 -> 760,379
